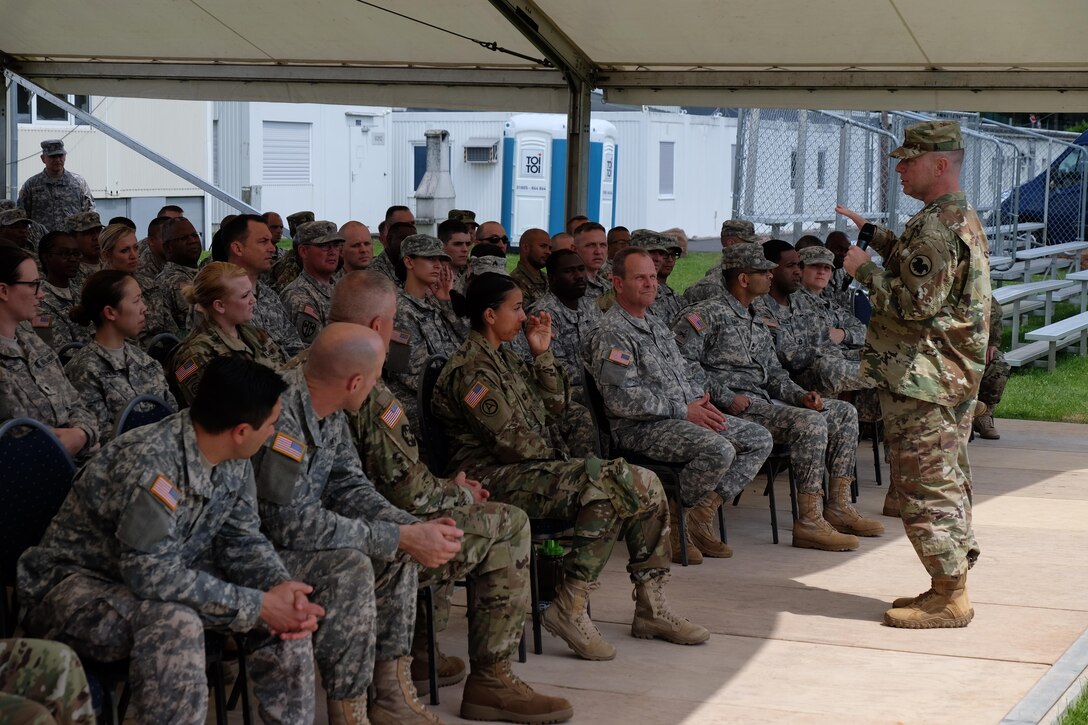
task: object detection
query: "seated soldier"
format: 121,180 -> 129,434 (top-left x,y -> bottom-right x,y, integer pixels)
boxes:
281,220 -> 341,345
36,230 -> 92,351
573,222 -> 611,302
673,244 -> 884,551
270,210 -> 314,291
143,216 -> 202,340
64,212 -> 104,293
433,273 -> 708,661
509,228 -> 551,309
682,219 -> 762,305
587,248 -> 773,563
17,356 -> 323,724
332,271 -> 574,724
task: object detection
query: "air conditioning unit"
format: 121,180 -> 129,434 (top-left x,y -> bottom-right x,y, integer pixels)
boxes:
464,138 -> 499,164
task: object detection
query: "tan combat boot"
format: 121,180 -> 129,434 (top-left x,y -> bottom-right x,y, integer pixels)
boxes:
541,578 -> 616,661
891,585 -> 935,609
973,403 -> 1000,440
410,641 -> 466,690
823,477 -> 884,537
668,499 -> 701,565
883,574 -> 974,629
882,481 -> 901,518
460,660 -> 574,723
631,573 -> 710,645
792,492 -> 859,551
328,695 -> 371,725
687,492 -> 733,558
368,657 -> 443,725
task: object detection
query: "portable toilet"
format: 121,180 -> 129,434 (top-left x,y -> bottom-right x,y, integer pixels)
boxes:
502,114 -> 617,239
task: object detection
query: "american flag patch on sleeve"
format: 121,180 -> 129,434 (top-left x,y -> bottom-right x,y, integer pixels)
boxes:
303,305 -> 319,320
149,474 -> 180,511
463,381 -> 489,408
175,358 -> 198,382
607,349 -> 632,366
31,314 -> 53,328
380,401 -> 403,429
686,313 -> 704,332
391,330 -> 410,345
271,432 -> 305,462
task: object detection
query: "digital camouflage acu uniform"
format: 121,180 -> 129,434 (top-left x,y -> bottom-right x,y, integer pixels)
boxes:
17,411 -> 315,724
583,272 -> 612,303
281,270 -> 333,344
978,297 -> 1009,409
32,281 -> 91,352
252,280 -> 306,358
527,290 -> 601,405
432,331 -> 671,587
144,260 -> 197,339
0,324 -> 99,452
653,282 -> 684,326
823,266 -> 855,310
170,320 -> 285,405
628,229 -> 686,326
509,260 -> 548,310
0,638 -> 95,725
17,152 -> 95,233
589,303 -> 773,508
369,252 -> 401,287
347,377 -> 530,668
64,340 -> 177,443
252,367 -> 419,699
270,249 -> 302,292
682,268 -> 724,305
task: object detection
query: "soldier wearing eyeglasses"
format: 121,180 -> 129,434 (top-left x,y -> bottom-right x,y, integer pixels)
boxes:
143,217 -> 203,340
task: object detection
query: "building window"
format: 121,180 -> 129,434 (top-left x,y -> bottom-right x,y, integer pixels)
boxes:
659,141 -> 675,197
15,87 -> 90,125
412,144 -> 428,192
262,121 -> 311,185
817,150 -> 827,189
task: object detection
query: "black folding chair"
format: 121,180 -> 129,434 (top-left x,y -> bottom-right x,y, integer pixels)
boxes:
417,354 -> 451,476
113,394 -> 175,438
145,332 -> 181,366
57,341 -> 85,365
732,444 -> 797,544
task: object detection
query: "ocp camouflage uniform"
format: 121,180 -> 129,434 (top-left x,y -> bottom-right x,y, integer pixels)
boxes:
854,190 -> 990,577
281,270 -> 333,344
369,252 -> 402,287
252,367 -> 419,699
32,281 -> 91,352
270,248 -> 301,291
347,378 -> 529,667
253,280 -> 306,358
18,170 -> 94,233
510,260 -> 548,310
135,243 -> 165,291
144,261 -> 197,339
432,331 -> 671,585
170,320 -> 285,405
64,340 -> 177,443
978,297 -> 1009,408
527,290 -> 601,405
673,292 -> 859,496
17,411 -> 315,724
589,304 -> 773,507
0,638 -> 95,725
0,324 -> 99,452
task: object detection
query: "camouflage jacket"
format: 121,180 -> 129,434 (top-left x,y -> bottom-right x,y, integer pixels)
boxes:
822,267 -> 855,310
64,340 -> 177,443
0,323 -> 99,448
509,261 -> 548,310
527,291 -> 601,391
347,378 -> 472,519
135,245 -> 165,291
270,249 -> 301,292
587,304 -> 701,433
673,292 -> 807,408
793,287 -> 866,348
855,191 -> 991,405
17,170 -> 95,232
171,320 -> 285,405
653,282 -> 684,327
18,410 -> 290,632
432,331 -> 573,475
253,281 -> 306,358
762,290 -> 862,374
252,367 -> 417,561
988,297 -> 1003,349
280,271 -> 333,345
583,272 -> 613,302
145,261 -> 197,339
34,281 -> 92,351
369,253 -> 402,287
682,265 -> 724,305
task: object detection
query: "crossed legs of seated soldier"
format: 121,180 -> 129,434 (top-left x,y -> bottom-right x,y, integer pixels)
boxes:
612,416 -> 773,563
739,397 -> 883,550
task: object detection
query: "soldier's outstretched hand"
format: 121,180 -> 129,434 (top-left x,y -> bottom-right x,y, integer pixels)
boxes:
834,204 -> 869,230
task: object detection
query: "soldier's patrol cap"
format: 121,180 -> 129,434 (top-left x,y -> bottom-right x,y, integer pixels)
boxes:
0,200 -> 15,212
447,209 -> 477,225
721,242 -> 777,271
0,208 -> 30,227
401,233 -> 452,260
286,211 -> 315,236
629,229 -> 678,252
799,245 -> 835,267
890,121 -> 964,160
66,211 -> 103,232
295,220 -> 343,246
720,219 -> 760,243
470,255 -> 509,277
41,139 -> 67,156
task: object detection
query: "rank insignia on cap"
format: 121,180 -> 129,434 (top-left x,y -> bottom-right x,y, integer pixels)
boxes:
175,358 -> 198,382
463,381 -> 489,409
686,313 -> 704,332
271,432 -> 305,462
31,314 -> 53,329
380,401 -> 403,429
303,305 -> 319,320
608,348 -> 632,366
391,330 -> 410,345
150,474 -> 180,511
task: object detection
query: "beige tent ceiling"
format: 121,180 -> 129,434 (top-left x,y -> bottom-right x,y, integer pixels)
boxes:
3,0 -> 1088,112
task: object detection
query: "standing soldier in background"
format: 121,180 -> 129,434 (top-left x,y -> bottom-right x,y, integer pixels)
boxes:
18,140 -> 95,233
837,120 -> 991,629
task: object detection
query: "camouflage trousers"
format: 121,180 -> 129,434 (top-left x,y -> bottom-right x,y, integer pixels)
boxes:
613,416 -> 773,507
416,502 -> 530,665
879,390 -> 979,578
796,353 -> 870,397
278,548 -> 415,699
474,458 -> 670,584
739,397 -> 859,495
978,350 -> 1010,408
22,574 -> 315,725
0,638 -> 95,725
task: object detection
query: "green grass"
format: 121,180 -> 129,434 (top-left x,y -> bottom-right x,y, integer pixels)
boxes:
1059,687 -> 1088,725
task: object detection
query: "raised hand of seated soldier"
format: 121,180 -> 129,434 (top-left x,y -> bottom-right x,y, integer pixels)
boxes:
802,391 -> 825,411
431,261 -> 455,301
261,581 -> 326,640
51,427 -> 88,457
525,311 -> 554,356
688,393 -> 728,432
726,394 -> 751,416
399,518 -> 464,568
453,471 -> 490,503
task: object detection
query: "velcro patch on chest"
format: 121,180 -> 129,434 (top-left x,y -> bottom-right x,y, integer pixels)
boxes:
149,474 -> 180,511
271,431 -> 305,462
607,348 -> 632,366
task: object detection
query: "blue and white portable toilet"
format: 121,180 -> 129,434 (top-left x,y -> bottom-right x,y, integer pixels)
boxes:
502,114 -> 617,239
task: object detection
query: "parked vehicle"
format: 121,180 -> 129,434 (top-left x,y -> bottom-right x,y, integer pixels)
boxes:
1001,130 -> 1088,245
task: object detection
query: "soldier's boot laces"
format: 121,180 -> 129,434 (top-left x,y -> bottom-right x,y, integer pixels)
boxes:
882,482 -> 902,518
823,477 -> 884,537
667,499 -> 701,565
973,404 -> 1000,440
541,578 -> 615,661
883,574 -> 974,629
892,586 -> 935,609
631,573 -> 710,645
368,656 -> 443,725
792,492 -> 859,552
460,660 -> 574,724
328,695 -> 371,725
687,492 -> 733,558
411,642 -> 466,690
